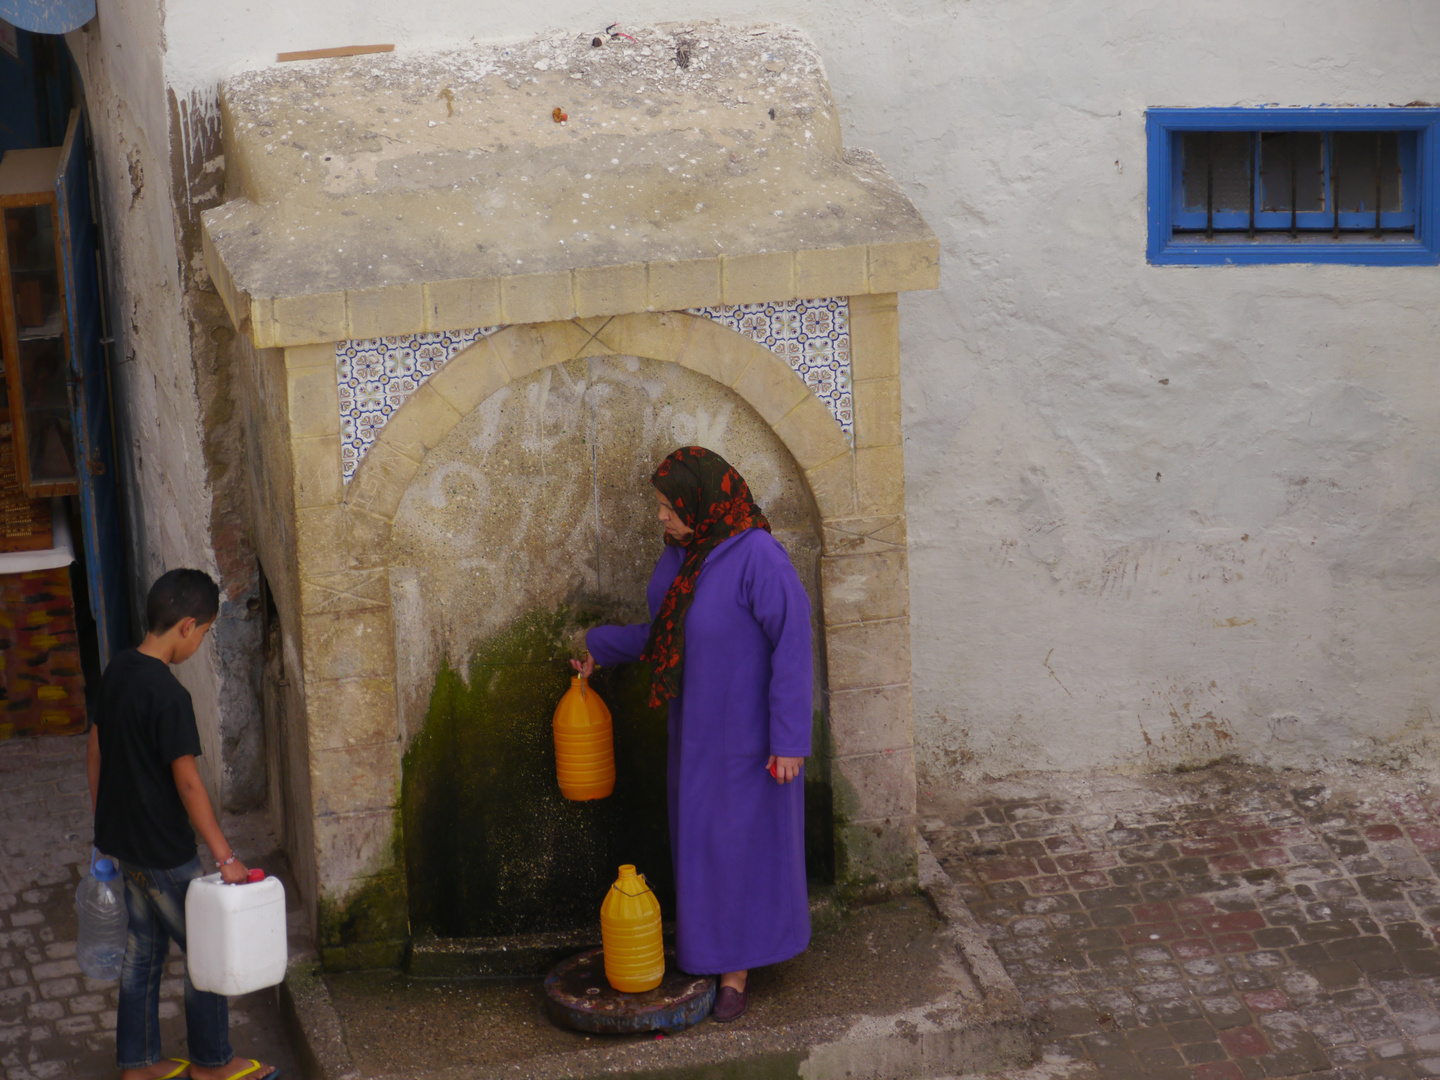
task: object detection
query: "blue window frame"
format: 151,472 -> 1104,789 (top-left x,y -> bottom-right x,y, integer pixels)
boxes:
1147,108 -> 1440,265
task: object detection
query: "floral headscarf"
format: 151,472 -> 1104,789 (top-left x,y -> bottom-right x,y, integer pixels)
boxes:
640,447 -> 771,707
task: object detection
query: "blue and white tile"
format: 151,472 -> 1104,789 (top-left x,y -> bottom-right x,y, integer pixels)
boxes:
690,298 -> 852,438
337,327 -> 499,483
336,298 -> 853,482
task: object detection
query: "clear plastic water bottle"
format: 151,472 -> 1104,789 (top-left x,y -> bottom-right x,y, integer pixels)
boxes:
75,850 -> 128,981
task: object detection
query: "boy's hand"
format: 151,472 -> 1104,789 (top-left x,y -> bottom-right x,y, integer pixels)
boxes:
219,859 -> 249,884
570,656 -> 596,679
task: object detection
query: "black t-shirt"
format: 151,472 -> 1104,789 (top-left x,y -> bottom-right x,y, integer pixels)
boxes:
93,649 -> 203,869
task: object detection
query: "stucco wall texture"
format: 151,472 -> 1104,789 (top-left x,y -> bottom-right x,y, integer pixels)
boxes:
388,353 -> 824,746
889,4 -> 1440,777
108,1 -> 1440,780
64,10 -> 235,800
903,5 -> 1440,776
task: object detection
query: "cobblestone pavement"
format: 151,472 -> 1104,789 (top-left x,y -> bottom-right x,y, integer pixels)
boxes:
0,735 -> 298,1080
922,763 -> 1440,1080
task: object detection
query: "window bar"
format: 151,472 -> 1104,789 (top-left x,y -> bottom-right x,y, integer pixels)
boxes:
1248,133 -> 1256,238
1289,134 -> 1298,239
1374,131 -> 1383,237
1206,132 -> 1214,240
1331,133 -> 1339,239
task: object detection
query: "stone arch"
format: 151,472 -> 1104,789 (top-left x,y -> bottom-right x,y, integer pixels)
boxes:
382,332 -> 834,937
296,306 -> 912,964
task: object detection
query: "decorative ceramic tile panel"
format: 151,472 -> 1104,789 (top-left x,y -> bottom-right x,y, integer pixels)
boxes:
689,298 -> 852,439
338,328 -> 499,482
337,298 -> 853,482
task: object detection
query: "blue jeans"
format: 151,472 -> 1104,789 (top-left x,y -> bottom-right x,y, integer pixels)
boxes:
115,856 -> 232,1070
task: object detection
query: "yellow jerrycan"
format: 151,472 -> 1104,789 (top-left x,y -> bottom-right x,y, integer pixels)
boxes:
552,675 -> 615,801
600,864 -> 664,993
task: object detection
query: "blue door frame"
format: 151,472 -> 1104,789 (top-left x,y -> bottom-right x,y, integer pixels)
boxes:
55,108 -> 129,665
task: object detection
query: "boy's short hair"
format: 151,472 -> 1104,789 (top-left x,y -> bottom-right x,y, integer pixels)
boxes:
146,569 -> 220,634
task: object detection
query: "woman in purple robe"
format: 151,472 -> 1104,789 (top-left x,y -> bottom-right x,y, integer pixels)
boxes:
574,446 -> 812,1022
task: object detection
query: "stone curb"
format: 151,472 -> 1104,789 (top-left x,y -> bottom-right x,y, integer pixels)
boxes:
918,839 -> 1028,1015
281,959 -> 361,1080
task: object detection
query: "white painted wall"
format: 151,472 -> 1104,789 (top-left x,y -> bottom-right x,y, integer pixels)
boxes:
68,4 -> 228,795
149,0 -> 1440,777
879,2 -> 1440,777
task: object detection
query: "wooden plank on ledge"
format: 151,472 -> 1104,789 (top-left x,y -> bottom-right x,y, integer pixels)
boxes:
278,44 -> 394,62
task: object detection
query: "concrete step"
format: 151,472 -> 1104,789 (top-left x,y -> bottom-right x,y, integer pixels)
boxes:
284,854 -> 1034,1080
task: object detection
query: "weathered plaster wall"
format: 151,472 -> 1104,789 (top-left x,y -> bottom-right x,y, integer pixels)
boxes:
389,352 -> 826,935
169,79 -> 268,810
157,2 -> 1440,784
65,3 -> 264,808
389,353 -> 822,741
62,12 -> 227,796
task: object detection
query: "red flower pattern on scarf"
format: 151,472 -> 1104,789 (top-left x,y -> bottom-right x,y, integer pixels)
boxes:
640,447 -> 771,707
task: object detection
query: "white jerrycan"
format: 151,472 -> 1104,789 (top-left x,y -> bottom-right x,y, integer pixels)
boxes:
185,869 -> 287,995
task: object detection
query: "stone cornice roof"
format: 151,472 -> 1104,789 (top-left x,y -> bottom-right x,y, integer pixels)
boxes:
202,23 -> 938,348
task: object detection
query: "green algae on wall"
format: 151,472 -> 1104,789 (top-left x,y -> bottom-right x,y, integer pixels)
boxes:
805,707 -> 835,887
402,605 -> 837,940
828,764 -> 917,897
402,607 -> 674,937
318,866 -> 410,970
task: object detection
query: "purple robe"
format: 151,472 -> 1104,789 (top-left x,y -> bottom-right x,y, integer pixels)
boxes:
587,528 -> 813,974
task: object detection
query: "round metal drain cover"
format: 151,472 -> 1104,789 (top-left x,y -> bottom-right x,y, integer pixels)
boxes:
544,948 -> 715,1035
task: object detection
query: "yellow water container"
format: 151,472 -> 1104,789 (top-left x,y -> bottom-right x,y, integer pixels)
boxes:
552,675 -> 615,801
600,864 -> 664,993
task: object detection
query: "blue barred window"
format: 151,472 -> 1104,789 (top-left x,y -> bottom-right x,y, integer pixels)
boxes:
1147,108 -> 1440,265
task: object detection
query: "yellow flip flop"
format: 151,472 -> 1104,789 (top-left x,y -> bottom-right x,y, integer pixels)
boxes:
157,1063 -> 190,1080
222,1061 -> 277,1080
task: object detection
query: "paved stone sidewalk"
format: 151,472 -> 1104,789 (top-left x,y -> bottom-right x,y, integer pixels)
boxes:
0,735 -> 296,1080
923,763 -> 1440,1080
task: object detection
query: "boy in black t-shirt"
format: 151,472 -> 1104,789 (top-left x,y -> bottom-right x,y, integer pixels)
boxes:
88,570 -> 277,1080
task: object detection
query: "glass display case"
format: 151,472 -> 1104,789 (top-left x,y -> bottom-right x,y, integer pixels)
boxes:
0,146 -> 79,499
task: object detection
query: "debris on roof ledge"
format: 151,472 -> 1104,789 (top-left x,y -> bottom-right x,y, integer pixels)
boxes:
202,23 -> 939,348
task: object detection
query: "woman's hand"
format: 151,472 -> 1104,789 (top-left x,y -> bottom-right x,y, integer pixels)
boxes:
570,656 -> 596,678
767,755 -> 803,784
